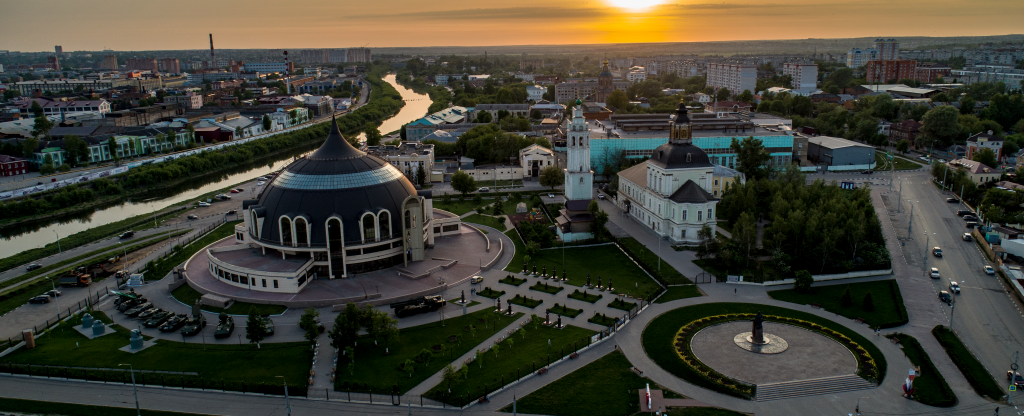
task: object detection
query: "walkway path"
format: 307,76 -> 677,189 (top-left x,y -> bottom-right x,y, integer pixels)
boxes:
597,195 -> 706,278
307,331 -> 335,400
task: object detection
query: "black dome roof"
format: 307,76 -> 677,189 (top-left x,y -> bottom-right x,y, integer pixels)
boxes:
649,142 -> 713,170
253,117 -> 419,245
599,60 -> 612,78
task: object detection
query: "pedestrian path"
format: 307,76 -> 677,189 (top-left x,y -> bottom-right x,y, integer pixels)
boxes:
307,331 -> 335,399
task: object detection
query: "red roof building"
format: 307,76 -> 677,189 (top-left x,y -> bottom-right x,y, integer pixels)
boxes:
0,155 -> 28,177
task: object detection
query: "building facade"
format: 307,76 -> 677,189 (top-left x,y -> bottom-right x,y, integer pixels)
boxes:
782,63 -> 818,90
706,63 -> 756,95
865,60 -> 917,83
558,99 -> 595,242
966,131 -> 1004,161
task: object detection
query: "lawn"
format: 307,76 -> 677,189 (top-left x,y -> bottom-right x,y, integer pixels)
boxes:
667,408 -> 745,416
567,289 -> 602,303
546,303 -> 583,318
0,398 -> 213,416
887,333 -> 958,407
607,298 -> 637,312
617,237 -> 690,286
147,221 -> 240,282
462,214 -> 507,232
171,282 -> 287,316
498,275 -> 527,287
2,311 -> 311,395
498,350 -> 647,416
503,230 -> 528,273
932,325 -> 1003,400
424,320 -> 596,406
768,280 -> 908,329
587,312 -> 618,327
642,303 -> 888,399
529,281 -> 565,295
434,199 -> 488,215
655,286 -> 703,303
477,287 -> 505,299
874,152 -> 923,171
334,308 -> 521,394
508,294 -> 543,309
509,241 -> 660,299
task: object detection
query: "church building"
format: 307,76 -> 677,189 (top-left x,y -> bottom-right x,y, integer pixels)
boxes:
556,99 -> 595,242
616,103 -> 719,244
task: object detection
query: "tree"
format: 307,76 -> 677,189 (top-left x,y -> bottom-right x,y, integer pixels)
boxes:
450,170 -> 478,196
29,100 -> 44,118
539,165 -> 564,190
57,163 -> 71,172
262,114 -> 272,131
793,270 -> 813,293
920,105 -> 961,148
328,303 -> 364,348
862,292 -> 875,312
529,109 -> 543,120
840,287 -> 853,307
474,111 -> 492,123
414,164 -> 427,186
402,359 -> 415,377
607,90 -> 629,111
298,308 -> 321,345
695,224 -> 719,261
107,137 -> 119,161
20,138 -> 39,159
973,147 -> 998,169
716,87 -> 731,102
441,364 -> 460,392
364,123 -> 383,146
730,136 -> 773,181
31,115 -> 54,139
245,307 -> 268,348
896,139 -> 910,154
736,90 -> 754,103
39,163 -> 56,175
732,212 -> 757,267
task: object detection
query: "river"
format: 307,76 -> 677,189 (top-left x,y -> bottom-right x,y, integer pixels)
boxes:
0,74 -> 431,255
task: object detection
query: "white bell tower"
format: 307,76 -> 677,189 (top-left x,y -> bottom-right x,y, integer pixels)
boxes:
564,99 -> 593,201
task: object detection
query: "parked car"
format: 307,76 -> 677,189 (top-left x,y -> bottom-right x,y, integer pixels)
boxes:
933,247 -> 943,257
198,202 -> 211,207
946,198 -> 959,203
985,265 -> 996,275
235,188 -> 245,193
957,210 -> 972,216
226,209 -> 237,215
966,221 -> 979,229
119,231 -> 135,239
949,280 -> 961,294
548,193 -> 555,198
28,295 -> 51,304
230,189 -> 241,194
930,268 -> 941,279
187,214 -> 199,220
963,233 -> 973,241
964,215 -> 979,222
861,170 -> 873,174
478,187 -> 490,192
46,289 -> 61,297
939,291 -> 953,304
470,276 -> 483,284
26,264 -> 42,272
598,194 -> 606,200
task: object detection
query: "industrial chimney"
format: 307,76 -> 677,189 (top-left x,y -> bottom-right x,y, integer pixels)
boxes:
209,34 -> 215,69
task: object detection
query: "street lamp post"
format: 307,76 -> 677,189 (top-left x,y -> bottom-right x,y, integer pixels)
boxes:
118,242 -> 128,274
119,364 -> 141,416
53,230 -> 62,255
276,376 -> 292,416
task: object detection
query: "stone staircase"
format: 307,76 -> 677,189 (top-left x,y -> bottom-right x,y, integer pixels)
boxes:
755,374 -> 875,402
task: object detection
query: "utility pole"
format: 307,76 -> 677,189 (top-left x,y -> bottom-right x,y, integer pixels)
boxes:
897,180 -> 903,213
923,232 -> 930,278
949,295 -> 956,331
1012,351 -> 1019,405
277,376 -> 291,416
908,203 -> 914,235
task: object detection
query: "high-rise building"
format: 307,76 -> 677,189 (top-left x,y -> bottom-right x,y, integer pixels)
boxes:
104,55 -> 118,70
54,45 -> 63,56
846,48 -> 877,68
865,60 -> 917,83
125,58 -> 158,72
706,63 -> 756,95
347,48 -> 372,63
782,63 -> 818,90
159,58 -> 180,74
874,39 -> 900,61
46,56 -> 61,71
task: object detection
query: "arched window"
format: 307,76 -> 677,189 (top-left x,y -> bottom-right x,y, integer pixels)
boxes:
378,211 -> 391,238
295,217 -> 309,246
362,214 -> 376,242
327,218 -> 342,250
280,217 -> 292,245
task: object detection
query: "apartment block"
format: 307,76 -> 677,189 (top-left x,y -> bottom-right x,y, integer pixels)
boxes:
865,60 -> 917,83
874,39 -> 900,61
782,63 -> 818,90
706,63 -> 756,95
159,58 -> 180,74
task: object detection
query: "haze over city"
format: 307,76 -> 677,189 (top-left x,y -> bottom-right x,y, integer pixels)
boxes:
2,0 -> 1024,50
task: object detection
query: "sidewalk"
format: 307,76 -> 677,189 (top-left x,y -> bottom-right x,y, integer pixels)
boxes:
596,196 -> 706,278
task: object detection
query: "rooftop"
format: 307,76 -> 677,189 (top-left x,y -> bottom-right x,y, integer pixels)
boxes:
808,135 -> 874,150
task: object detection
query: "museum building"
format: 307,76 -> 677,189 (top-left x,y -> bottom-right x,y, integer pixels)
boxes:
206,117 -> 461,294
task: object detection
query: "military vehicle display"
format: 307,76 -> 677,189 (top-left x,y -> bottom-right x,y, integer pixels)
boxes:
214,313 -> 234,339
124,302 -> 154,317
262,316 -> 275,336
159,314 -> 188,332
137,308 -> 162,320
181,316 -> 207,336
143,310 -> 174,328
390,295 -> 446,318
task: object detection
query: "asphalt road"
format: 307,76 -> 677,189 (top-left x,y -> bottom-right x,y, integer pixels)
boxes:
893,170 -> 1024,388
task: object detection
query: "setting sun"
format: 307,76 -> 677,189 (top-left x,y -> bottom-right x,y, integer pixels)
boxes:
606,0 -> 668,11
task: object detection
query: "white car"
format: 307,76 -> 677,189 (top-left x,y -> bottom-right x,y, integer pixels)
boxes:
949,280 -> 961,294
930,267 -> 940,279
198,202 -> 211,207
478,187 -> 490,192
548,193 -> 554,198
985,265 -> 995,275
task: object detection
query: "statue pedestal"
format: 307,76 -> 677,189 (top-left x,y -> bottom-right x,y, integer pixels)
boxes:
733,332 -> 789,354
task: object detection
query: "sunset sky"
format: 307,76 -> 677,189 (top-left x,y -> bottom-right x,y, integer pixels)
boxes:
2,0 -> 1023,51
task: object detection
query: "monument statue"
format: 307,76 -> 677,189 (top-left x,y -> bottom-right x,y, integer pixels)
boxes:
461,290 -> 465,304
752,311 -> 765,345
497,298 -> 502,312
587,274 -> 591,286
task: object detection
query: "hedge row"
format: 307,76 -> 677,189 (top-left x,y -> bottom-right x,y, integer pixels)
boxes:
880,279 -> 910,329
616,237 -> 691,285
932,325 -> 1003,400
887,332 -> 958,407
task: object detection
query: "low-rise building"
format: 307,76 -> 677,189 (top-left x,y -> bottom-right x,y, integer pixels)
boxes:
518,144 -> 556,179
947,159 -> 1000,184
366,141 -> 436,183
0,155 -> 28,176
889,119 -> 921,145
806,136 -> 875,170
471,104 -> 530,120
163,93 -> 203,110
526,85 -> 546,101
9,97 -> 111,116
405,106 -> 470,142
966,131 -> 1003,161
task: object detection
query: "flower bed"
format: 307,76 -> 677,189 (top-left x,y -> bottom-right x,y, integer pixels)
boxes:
499,275 -> 528,287
477,287 -> 505,299
587,312 -> 618,327
567,289 -> 602,303
546,303 -> 583,318
607,298 -> 637,312
529,282 -> 564,295
508,294 -> 543,309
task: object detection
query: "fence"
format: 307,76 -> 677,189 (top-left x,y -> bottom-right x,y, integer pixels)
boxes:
0,289 -> 108,357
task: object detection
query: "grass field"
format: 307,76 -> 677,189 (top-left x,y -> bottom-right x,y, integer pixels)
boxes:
434,199 -> 489,215
642,303 -> 888,399
607,298 -> 637,312
656,286 -> 703,303
498,275 -> 527,286
462,214 -> 507,232
147,221 -> 239,282
425,321 -> 596,406
617,237 -> 690,286
508,294 -> 543,309
0,398 -> 212,416
508,241 -> 660,299
874,152 -> 923,171
567,289 -> 602,303
932,325 -> 1003,400
477,287 -> 505,299
768,280 -> 908,328
2,311 -> 311,393
887,332 -> 957,407
171,283 -> 287,316
587,313 -> 618,326
529,281 -> 565,295
546,303 -> 583,318
334,308 -> 521,394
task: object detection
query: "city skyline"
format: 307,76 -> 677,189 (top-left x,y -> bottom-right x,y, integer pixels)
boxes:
2,0 -> 1023,51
